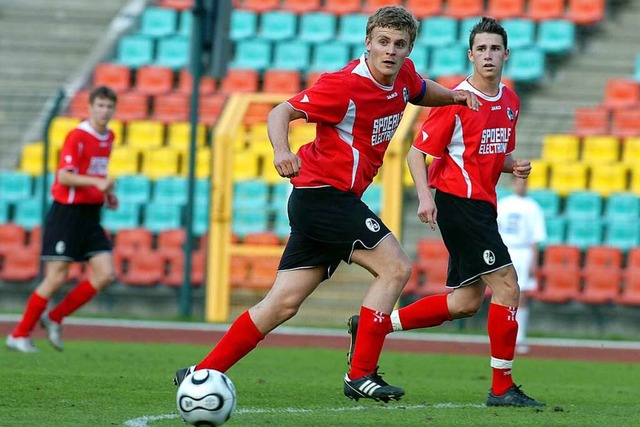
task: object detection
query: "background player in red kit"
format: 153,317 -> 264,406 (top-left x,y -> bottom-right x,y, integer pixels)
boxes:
174,6 -> 479,402
6,86 -> 118,353
348,17 -> 545,407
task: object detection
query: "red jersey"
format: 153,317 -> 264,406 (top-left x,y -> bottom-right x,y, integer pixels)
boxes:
413,79 -> 520,209
52,120 -> 114,205
287,56 -> 426,198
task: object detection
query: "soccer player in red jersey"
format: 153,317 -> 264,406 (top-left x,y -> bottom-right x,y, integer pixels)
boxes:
6,86 -> 118,353
351,17 -> 545,407
174,6 -> 479,402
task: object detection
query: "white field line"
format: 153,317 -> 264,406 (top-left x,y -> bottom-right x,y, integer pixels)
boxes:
123,403 -> 485,426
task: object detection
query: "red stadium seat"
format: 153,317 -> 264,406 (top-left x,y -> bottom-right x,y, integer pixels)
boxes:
541,244 -> 582,274
611,108 -> 640,138
576,266 -> 621,304
243,102 -> 274,126
245,255 -> 279,290
486,0 -> 526,20
220,69 -> 259,94
0,223 -> 27,253
601,78 -> 640,111
230,254 -> 251,288
362,0 -> 402,14
135,66 -> 175,96
113,228 -> 154,254
416,257 -> 451,297
0,246 -> 39,282
435,74 -> 467,89
445,0 -> 484,19
262,70 -> 301,94
152,92 -> 190,123
566,0 -> 605,25
405,0 -> 444,18
282,0 -> 321,13
616,268 -> 640,306
198,94 -> 227,126
402,261 -> 422,297
68,90 -> 90,118
240,0 -> 280,13
113,92 -> 150,121
534,265 -> 581,303
322,0 -> 361,15
157,228 -> 186,252
527,0 -> 565,22
156,0 -> 193,10
242,231 -> 281,246
305,71 -> 325,89
583,246 -> 623,270
25,226 -> 42,256
177,69 -> 217,95
573,107 -> 610,137
119,251 -> 164,286
93,63 -> 132,93
163,250 -> 206,287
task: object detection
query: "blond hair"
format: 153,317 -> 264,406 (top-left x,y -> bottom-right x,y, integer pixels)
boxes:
366,6 -> 419,45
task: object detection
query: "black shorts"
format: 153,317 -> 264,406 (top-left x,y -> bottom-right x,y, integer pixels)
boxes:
42,202 -> 112,262
278,187 -> 392,280
435,190 -> 512,288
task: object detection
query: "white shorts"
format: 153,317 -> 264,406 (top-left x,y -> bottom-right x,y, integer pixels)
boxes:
508,247 -> 538,292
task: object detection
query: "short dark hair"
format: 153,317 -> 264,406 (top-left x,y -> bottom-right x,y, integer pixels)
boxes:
469,17 -> 508,50
89,85 -> 118,104
366,6 -> 420,45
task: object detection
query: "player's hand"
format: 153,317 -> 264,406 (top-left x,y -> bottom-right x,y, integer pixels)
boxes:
416,195 -> 438,231
453,90 -> 481,111
95,177 -> 115,193
106,191 -> 118,210
273,149 -> 302,179
512,159 -> 531,179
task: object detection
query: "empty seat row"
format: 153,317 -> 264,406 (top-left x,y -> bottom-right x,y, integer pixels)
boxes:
541,134 -> 640,164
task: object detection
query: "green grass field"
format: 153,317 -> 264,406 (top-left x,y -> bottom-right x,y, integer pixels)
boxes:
2,339 -> 639,426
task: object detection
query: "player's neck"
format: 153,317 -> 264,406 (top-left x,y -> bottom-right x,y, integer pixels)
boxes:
88,119 -> 108,135
467,74 -> 501,97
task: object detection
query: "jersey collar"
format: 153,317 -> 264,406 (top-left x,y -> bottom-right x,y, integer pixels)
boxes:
78,121 -> 110,141
456,78 -> 504,102
352,54 -> 395,91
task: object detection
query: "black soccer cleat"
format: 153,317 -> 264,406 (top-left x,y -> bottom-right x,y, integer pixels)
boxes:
346,314 -> 359,366
344,368 -> 404,403
173,365 -> 195,386
487,384 -> 546,407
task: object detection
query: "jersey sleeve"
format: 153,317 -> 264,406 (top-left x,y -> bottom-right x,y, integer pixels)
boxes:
287,73 -> 350,125
506,93 -> 520,155
58,129 -> 81,171
412,105 -> 457,158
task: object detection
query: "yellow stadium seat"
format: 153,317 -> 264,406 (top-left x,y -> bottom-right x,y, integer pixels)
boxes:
20,142 -> 59,176
621,136 -> 640,167
109,119 -> 125,146
289,122 -> 316,148
233,150 -> 260,180
581,135 -> 620,164
541,134 -> 580,162
527,159 -> 550,190
549,162 -> 588,197
589,164 -> 628,197
126,120 -> 165,151
108,147 -> 140,177
247,123 -> 272,156
261,158 -> 283,184
141,147 -> 180,179
167,121 -> 207,151
181,147 -> 212,179
629,166 -> 640,195
48,117 -> 80,149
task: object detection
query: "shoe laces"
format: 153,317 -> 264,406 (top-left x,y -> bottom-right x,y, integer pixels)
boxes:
512,385 -> 536,402
370,367 -> 390,386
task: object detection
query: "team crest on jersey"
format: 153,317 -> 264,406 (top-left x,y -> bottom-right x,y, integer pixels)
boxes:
55,241 -> 66,254
402,87 -> 409,103
507,107 -> 515,121
483,250 -> 495,265
365,218 -> 381,232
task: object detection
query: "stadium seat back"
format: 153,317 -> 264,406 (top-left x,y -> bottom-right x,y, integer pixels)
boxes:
259,11 -> 297,41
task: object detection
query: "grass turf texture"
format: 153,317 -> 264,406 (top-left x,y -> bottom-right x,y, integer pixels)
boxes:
2,340 -> 638,426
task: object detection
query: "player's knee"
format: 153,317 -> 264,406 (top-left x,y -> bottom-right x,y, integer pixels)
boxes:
93,270 -> 116,289
450,297 -> 483,318
383,258 -> 412,286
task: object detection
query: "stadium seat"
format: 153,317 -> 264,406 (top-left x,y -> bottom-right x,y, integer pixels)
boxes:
31,172 -> 55,204
134,66 -> 174,96
541,134 -> 580,162
282,0 -> 321,13
157,228 -> 186,252
299,12 -> 337,44
240,0 -> 279,13
610,109 -> 640,138
621,136 -> 640,168
12,199 -> 44,230
233,151 -> 260,180
262,70 -> 301,94
233,179 -> 270,210
416,16 -> 458,48
583,245 -> 623,270
536,19 -> 576,55
109,119 -> 125,146
112,92 -> 149,122
245,255 -> 279,290
272,40 -> 311,71
630,166 -> 640,195
162,249 -> 206,287
243,102 -> 274,126
48,117 -> 80,148
536,267 -> 581,304
194,178 -> 211,207
589,164 -> 628,197
67,90 -> 90,118
527,0 -> 565,21
119,251 -> 164,286
604,193 -> 639,221
549,162 -> 588,197
603,219 -> 640,252
428,45 -> 468,79
581,135 -> 620,165
153,176 -> 188,206
141,147 -> 181,179
500,18 -> 536,49
414,238 -> 449,296
617,267 -> 640,306
259,11 -> 297,42
305,71 -> 324,89
337,13 -> 369,45
542,216 -> 566,248
167,122 -> 207,150
220,69 -> 260,94
143,202 -> 182,232
445,0 -> 483,19
0,171 -> 32,203
230,9 -> 258,41
108,147 -> 140,177
361,183 -> 382,215
155,36 -> 190,69
269,181 -> 292,211
116,35 -> 155,69
152,92 -> 190,123
309,42 -> 351,73
139,6 -> 178,38
405,0 -> 443,18
177,10 -> 192,38
486,0 -> 525,20
0,199 -> 9,223
102,202 -> 141,233
541,244 -> 582,272
458,16 -> 483,45
527,159 -> 550,189
529,189 -> 561,217
564,191 -> 602,220
362,0 -> 402,14
243,231 -> 281,246
576,266 -> 621,305
113,227 -> 153,254
193,205 -> 210,236
115,175 -> 151,205
93,63 -> 131,93
505,47 -> 546,83
0,223 -> 27,256
229,254 -> 251,288
126,120 -> 165,152
180,146 -> 212,179
566,0 -> 605,26
601,78 -> 640,111
177,68 -> 217,95
0,246 -> 39,282
573,107 -> 610,136
408,45 -> 429,77
323,0 -> 361,15
198,94 -> 227,126
566,218 -> 603,250
156,0 -> 193,10
233,209 -> 269,237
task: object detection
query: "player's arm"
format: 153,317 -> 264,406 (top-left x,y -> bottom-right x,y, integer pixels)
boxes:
502,154 -> 531,179
58,170 -> 114,193
407,147 -> 437,231
267,102 -> 305,178
416,80 -> 480,111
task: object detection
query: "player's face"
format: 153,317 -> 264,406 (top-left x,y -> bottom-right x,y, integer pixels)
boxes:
365,27 -> 412,86
89,96 -> 116,131
468,33 -> 509,82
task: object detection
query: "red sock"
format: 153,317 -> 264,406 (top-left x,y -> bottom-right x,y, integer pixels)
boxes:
392,294 -> 452,332
487,303 -> 518,395
12,292 -> 48,337
348,306 -> 391,380
197,311 -> 265,373
48,279 -> 97,323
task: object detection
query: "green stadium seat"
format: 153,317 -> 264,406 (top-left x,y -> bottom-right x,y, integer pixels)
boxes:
536,19 -> 576,55
408,45 -> 429,76
428,44 -> 468,79
272,40 -> 311,71
310,42 -> 351,73
542,217 -> 566,248
417,16 -> 458,47
566,218 -> 603,250
603,219 -> 640,252
0,171 -> 32,203
529,189 -> 561,217
233,179 -> 269,210
337,14 -> 369,46
155,36 -> 190,69
143,202 -> 182,233
604,193 -> 639,221
102,203 -> 141,233
153,176 -> 188,207
564,191 -> 602,220
230,39 -> 272,71
230,9 -> 257,41
259,11 -> 297,41
139,6 -> 178,38
501,18 -> 536,49
233,209 -> 269,238
458,16 -> 482,45
178,10 -> 192,38
361,183 -> 382,215
299,12 -> 337,43
505,48 -> 546,83
116,35 -> 155,69
13,199 -> 44,230
115,175 -> 152,205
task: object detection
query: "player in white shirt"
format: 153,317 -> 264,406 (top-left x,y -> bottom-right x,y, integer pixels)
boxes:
497,177 -> 547,353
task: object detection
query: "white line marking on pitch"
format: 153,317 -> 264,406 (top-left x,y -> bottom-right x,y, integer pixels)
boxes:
123,403 -> 485,426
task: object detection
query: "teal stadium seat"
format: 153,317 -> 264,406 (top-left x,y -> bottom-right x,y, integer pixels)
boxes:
361,183 -> 382,215
299,12 -> 337,43
230,9 -> 258,41
310,42 -> 351,72
155,36 -> 189,69
337,14 -> 369,46
506,47 -> 545,84
143,202 -> 182,233
536,19 -> 576,55
604,193 -> 640,221
542,217 -> 566,248
458,16 -> 483,44
428,44 -> 467,79
32,173 -> 54,203
496,186 -> 513,200
604,219 -> 640,252
566,218 -> 603,250
153,176 -> 188,207
116,175 -> 152,205
269,181 -> 292,212
195,178 -> 211,208
417,16 -> 458,47
564,191 -> 602,220
230,38 -> 272,71
117,35 -> 154,68
193,205 -> 209,236
529,189 -> 561,217
0,171 -> 32,203
501,18 -> 536,49
634,54 -> 640,83
0,200 -> 9,224
260,10 -> 297,41
273,210 -> 290,239
233,179 -> 269,210
139,7 -> 178,38
178,10 -> 192,38
408,45 -> 429,76
102,203 -> 141,233
273,40 -> 311,71
233,209 -> 269,238
13,199 -> 44,230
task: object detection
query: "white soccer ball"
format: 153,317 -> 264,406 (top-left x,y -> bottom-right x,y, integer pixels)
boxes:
176,369 -> 237,426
